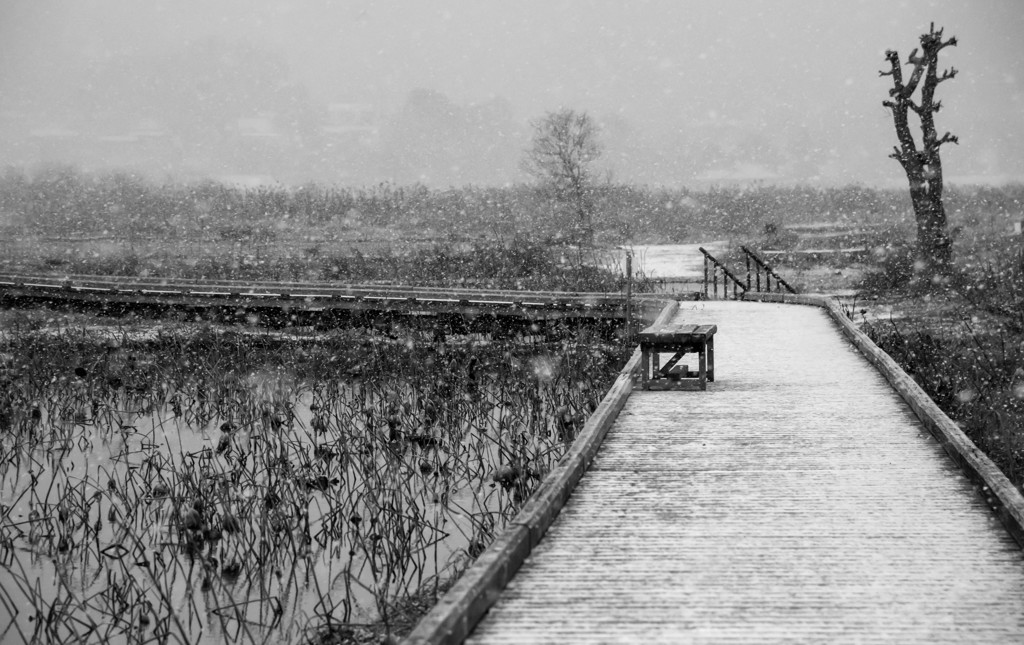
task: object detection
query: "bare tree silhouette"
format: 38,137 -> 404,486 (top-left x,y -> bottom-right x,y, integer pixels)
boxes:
881,23 -> 959,272
522,109 -> 602,246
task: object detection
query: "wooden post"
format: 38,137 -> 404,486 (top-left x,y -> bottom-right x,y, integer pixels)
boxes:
703,256 -> 709,299
641,341 -> 650,389
746,254 -> 751,291
625,251 -> 633,344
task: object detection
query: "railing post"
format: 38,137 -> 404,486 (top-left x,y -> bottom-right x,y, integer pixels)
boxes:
701,246 -> 749,300
625,251 -> 633,343
743,245 -> 797,295
703,256 -> 709,299
746,254 -> 751,291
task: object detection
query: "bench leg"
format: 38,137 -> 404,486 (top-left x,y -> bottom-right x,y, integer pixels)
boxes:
698,347 -> 707,391
641,346 -> 650,390
707,336 -> 715,382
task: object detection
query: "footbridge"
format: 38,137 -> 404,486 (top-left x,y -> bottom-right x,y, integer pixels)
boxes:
0,272 -> 656,333
408,296 -> 1024,643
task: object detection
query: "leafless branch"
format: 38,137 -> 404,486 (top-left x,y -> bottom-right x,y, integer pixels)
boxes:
883,23 -> 959,270
901,49 -> 928,98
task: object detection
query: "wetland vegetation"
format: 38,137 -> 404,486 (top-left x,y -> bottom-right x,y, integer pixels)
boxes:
0,313 -> 629,644
2,170 -> 1024,642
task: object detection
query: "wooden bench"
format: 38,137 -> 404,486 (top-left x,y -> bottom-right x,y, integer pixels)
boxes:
637,323 -> 716,391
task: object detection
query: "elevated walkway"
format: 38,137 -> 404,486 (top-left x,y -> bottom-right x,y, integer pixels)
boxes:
435,300 -> 1024,643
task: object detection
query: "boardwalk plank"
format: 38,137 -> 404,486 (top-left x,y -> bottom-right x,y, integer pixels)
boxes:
466,301 -> 1024,644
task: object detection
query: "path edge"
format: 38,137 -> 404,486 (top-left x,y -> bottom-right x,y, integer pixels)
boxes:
743,290 -> 1024,548
403,299 -> 681,645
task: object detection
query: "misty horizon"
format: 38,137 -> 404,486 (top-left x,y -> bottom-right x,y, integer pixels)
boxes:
1,0 -> 1023,189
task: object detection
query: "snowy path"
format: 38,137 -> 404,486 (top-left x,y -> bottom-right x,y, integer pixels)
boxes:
465,300 -> 1024,643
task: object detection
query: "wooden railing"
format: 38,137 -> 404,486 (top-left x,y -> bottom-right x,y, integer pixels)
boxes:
699,247 -> 746,300
740,246 -> 797,294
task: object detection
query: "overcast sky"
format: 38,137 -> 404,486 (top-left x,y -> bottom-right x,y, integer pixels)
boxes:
1,0 -> 1022,187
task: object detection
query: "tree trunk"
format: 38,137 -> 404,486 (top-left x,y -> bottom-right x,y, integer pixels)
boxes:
881,23 -> 958,274
907,165 -> 952,271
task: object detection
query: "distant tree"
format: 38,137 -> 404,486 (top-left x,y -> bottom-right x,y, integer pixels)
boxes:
880,23 -> 959,273
522,109 -> 602,245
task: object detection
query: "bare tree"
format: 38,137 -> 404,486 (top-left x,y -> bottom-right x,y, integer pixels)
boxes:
522,109 -> 602,244
880,22 -> 959,272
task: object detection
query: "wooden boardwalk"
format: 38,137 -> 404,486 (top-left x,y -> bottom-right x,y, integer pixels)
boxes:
464,300 -> 1024,643
0,272 -> 631,319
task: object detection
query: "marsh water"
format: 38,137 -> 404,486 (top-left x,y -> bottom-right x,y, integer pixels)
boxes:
0,327 -> 623,644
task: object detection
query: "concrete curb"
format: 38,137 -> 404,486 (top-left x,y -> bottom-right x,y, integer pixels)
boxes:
745,291 -> 1024,548
403,300 -> 680,645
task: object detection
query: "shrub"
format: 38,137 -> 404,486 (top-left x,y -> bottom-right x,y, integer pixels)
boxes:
864,317 -> 1024,485
857,242 -> 918,293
